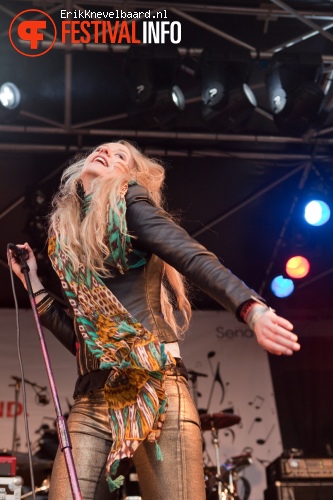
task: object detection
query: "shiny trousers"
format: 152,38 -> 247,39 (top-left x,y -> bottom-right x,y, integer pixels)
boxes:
48,372 -> 206,500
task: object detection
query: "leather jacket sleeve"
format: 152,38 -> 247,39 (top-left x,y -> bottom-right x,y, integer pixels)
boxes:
126,184 -> 264,320
39,299 -> 77,355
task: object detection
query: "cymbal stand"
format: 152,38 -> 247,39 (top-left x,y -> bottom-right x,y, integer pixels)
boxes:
209,424 -> 239,500
224,467 -> 237,500
210,423 -> 223,500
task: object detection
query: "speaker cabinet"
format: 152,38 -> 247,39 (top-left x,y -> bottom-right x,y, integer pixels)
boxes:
264,481 -> 333,500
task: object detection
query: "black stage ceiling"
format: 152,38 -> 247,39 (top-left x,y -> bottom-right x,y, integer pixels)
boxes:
0,0 -> 333,319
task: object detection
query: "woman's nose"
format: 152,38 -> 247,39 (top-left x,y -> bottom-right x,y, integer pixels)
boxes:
100,145 -> 111,156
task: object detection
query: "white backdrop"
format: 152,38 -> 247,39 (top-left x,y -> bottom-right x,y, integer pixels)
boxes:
0,308 -> 281,499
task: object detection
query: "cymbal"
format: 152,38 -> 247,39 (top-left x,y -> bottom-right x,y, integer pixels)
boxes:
200,412 -> 241,431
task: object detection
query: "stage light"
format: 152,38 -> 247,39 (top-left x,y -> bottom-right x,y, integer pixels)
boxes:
266,52 -> 325,136
286,256 -> 310,279
271,275 -> 294,298
0,82 -> 20,109
144,85 -> 185,128
171,85 -> 185,109
124,46 -> 185,128
199,48 -> 256,131
0,82 -> 21,122
304,200 -> 330,226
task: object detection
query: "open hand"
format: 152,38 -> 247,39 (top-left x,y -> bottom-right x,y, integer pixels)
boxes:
253,308 -> 300,356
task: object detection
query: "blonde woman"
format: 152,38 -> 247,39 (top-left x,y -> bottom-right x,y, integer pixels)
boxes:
11,141 -> 300,500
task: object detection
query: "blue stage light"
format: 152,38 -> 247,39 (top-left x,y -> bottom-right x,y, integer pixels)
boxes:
304,200 -> 330,226
271,275 -> 294,298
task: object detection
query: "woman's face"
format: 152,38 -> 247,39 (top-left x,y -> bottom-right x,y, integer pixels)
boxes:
81,142 -> 134,193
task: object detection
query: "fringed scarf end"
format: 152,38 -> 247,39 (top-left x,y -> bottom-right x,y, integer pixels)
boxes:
155,441 -> 163,461
160,342 -> 168,369
106,473 -> 125,492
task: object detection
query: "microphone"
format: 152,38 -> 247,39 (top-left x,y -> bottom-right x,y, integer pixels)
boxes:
8,243 -> 29,261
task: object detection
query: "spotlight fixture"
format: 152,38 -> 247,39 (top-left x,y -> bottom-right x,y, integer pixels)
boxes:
171,85 -> 185,109
0,82 -> 21,122
124,46 -> 185,129
0,82 -> 20,109
147,85 -> 185,128
199,48 -> 257,131
265,52 -> 325,136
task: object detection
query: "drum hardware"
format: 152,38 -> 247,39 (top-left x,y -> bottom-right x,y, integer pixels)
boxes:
200,413 -> 241,500
221,453 -> 252,500
21,478 -> 50,498
200,413 -> 241,433
205,453 -> 252,500
220,453 -> 253,478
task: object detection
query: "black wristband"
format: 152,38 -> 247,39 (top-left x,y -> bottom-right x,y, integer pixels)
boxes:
33,288 -> 48,298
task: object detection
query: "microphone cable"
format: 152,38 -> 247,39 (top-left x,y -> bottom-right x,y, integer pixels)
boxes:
7,245 -> 37,500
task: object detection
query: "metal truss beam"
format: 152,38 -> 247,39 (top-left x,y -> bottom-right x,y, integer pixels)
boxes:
2,125 -> 333,146
0,143 -> 331,163
3,0 -> 333,154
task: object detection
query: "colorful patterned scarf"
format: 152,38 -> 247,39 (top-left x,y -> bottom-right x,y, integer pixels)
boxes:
48,183 -> 175,491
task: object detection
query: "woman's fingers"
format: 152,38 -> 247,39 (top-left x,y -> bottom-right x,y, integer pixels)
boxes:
273,313 -> 294,331
254,310 -> 301,355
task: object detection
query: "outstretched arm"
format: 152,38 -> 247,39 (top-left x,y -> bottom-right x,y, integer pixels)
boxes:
125,184 -> 300,356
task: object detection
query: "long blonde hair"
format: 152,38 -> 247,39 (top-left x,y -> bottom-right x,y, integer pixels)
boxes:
49,140 -> 191,337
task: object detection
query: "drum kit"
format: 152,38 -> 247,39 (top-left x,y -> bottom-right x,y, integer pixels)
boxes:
199,411 -> 252,500
187,369 -> 252,500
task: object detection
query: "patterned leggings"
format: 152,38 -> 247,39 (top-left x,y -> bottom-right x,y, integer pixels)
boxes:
48,370 -> 206,500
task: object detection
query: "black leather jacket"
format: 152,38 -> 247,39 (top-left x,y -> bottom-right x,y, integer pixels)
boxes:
40,184 -> 263,387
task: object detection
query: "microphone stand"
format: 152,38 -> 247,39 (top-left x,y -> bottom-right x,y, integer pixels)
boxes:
12,250 -> 82,500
